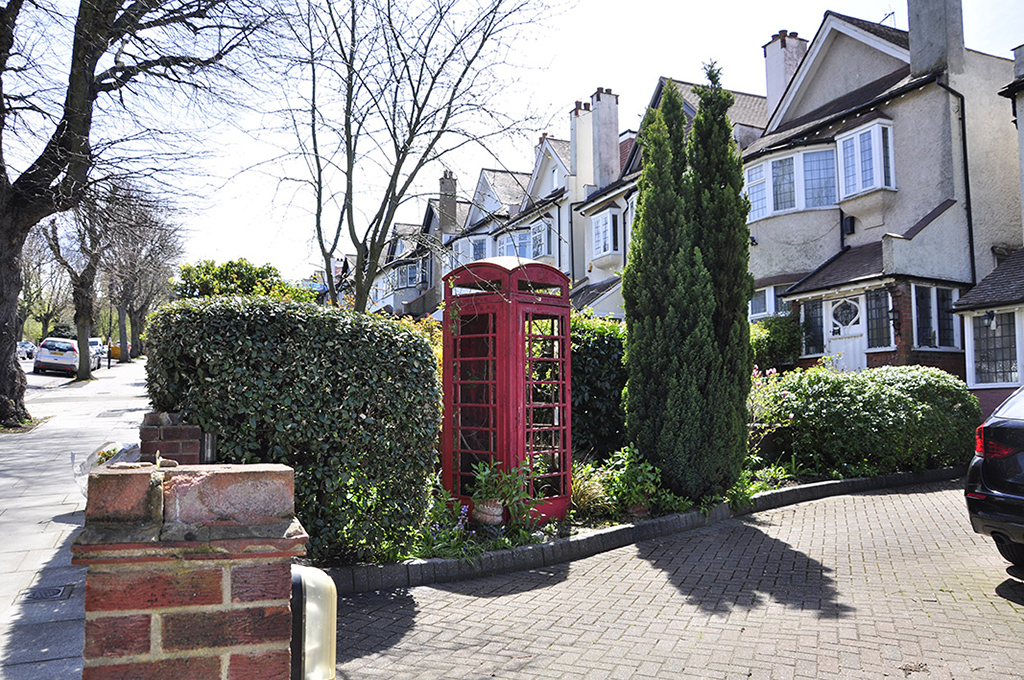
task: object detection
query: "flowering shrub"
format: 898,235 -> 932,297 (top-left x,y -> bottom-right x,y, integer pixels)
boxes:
755,361 -> 980,476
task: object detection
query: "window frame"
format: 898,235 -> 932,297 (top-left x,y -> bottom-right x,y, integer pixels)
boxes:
837,121 -> 895,199
801,299 -> 825,356
499,232 -> 530,259
911,284 -> 960,349
531,221 -> 554,259
745,146 -> 838,222
592,209 -> 621,259
968,311 -> 1020,387
470,237 -> 488,262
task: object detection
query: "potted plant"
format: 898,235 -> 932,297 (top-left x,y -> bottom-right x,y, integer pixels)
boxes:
470,459 -> 506,526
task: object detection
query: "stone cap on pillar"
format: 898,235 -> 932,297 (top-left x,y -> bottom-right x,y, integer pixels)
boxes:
72,463 -> 308,565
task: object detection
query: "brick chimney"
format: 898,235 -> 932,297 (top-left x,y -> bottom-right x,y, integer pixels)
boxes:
439,170 -> 457,234
591,87 -> 620,188
908,0 -> 964,77
763,30 -> 808,118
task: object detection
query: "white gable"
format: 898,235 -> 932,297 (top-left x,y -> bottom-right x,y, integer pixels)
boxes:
770,14 -> 910,133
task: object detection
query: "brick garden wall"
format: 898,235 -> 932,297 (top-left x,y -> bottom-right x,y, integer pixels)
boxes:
72,464 -> 308,680
140,412 -> 202,465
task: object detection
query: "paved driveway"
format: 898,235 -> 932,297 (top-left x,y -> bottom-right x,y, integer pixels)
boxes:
336,479 -> 1024,679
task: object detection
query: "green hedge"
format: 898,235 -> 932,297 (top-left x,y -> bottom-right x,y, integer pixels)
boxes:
750,312 -> 801,372
758,363 -> 980,475
145,297 -> 441,565
570,312 -> 627,460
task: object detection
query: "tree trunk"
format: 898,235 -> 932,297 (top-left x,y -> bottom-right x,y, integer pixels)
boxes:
73,280 -> 95,380
117,302 -> 129,363
128,308 -> 145,357
0,225 -> 30,424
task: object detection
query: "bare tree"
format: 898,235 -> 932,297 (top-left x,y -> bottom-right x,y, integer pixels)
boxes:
17,229 -> 73,343
44,192 -> 112,380
103,185 -> 183,360
0,0 -> 271,424
279,0 -> 547,310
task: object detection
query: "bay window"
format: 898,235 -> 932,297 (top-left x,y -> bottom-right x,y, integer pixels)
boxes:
499,232 -> 530,258
838,122 -> 894,198
745,147 -> 837,221
531,222 -> 554,259
973,313 -> 1018,384
592,210 -> 620,258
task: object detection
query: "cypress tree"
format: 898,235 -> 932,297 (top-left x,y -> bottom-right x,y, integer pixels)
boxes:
622,82 -> 717,496
684,63 -> 754,497
622,66 -> 752,501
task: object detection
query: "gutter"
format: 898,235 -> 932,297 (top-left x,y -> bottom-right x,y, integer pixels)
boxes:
934,74 -> 977,286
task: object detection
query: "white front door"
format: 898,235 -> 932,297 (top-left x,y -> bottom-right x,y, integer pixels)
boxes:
827,296 -> 867,371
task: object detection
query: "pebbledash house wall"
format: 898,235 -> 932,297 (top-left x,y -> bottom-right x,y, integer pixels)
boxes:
792,280 -> 967,380
71,463 -> 307,680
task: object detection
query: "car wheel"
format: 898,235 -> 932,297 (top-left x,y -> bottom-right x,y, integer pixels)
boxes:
33,366 -> 41,374
996,540 -> 1024,566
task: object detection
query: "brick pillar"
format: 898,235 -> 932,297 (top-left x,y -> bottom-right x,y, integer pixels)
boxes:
140,412 -> 202,465
72,464 -> 309,680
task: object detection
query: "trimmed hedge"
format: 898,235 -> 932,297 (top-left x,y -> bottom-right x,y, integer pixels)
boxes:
570,312 -> 627,460
145,297 -> 441,565
759,363 -> 980,475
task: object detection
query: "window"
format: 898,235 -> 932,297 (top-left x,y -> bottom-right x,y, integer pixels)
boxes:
973,313 -> 1017,384
913,285 -> 959,348
750,289 -> 767,317
745,148 -> 837,221
531,222 -> 553,258
803,150 -> 837,208
471,238 -> 487,261
802,300 -> 824,355
866,289 -> 891,348
592,211 -> 620,258
838,122 -> 894,198
747,165 -> 767,220
771,158 -> 795,211
396,261 -> 420,288
773,286 -> 792,314
499,233 -> 530,258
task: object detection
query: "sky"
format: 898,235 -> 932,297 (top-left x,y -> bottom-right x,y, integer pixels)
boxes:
179,0 -> 1024,280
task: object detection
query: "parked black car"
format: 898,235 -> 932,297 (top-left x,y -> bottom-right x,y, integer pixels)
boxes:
966,386 -> 1024,566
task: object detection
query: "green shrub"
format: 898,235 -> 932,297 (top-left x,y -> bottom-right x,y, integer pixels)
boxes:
145,297 -> 441,565
759,363 -> 980,476
750,312 -> 801,372
570,311 -> 627,459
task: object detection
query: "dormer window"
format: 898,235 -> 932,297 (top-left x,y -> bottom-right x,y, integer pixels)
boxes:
838,122 -> 894,199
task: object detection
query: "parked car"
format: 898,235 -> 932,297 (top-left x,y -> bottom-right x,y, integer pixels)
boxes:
89,337 -> 106,367
966,386 -> 1024,566
108,341 -> 131,360
16,341 -> 35,359
33,337 -> 100,376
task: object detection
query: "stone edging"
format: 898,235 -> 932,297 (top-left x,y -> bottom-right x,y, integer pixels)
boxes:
325,466 -> 965,595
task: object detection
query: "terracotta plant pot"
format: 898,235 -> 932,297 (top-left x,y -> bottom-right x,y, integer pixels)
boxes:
471,498 -> 504,526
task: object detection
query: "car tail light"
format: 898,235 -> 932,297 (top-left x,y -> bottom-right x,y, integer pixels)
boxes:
976,425 -> 1017,459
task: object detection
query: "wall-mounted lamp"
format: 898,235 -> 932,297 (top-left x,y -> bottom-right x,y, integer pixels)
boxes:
887,308 -> 900,322
983,310 -> 997,330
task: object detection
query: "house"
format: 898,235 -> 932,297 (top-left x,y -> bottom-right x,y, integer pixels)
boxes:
953,44 -> 1024,415
444,167 -> 532,275
368,171 -> 471,315
573,80 -> 767,318
745,0 -> 1021,378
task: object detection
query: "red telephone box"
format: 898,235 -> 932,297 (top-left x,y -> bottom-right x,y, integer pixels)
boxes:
442,257 -> 572,521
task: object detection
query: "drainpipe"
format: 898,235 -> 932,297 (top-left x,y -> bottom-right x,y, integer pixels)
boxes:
935,74 -> 977,285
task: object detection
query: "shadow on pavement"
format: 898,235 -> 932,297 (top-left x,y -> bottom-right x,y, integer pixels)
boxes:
639,517 -> 854,619
0,523 -> 85,678
995,578 -> 1024,605
336,589 -> 417,663
334,562 -> 569,664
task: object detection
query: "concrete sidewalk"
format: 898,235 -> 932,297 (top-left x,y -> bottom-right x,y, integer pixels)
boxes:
0,359 -> 150,679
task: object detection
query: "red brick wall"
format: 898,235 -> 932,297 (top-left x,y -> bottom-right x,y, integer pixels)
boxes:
140,412 -> 202,465
72,464 -> 307,680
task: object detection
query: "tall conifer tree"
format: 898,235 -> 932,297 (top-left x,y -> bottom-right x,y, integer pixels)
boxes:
622,65 -> 752,500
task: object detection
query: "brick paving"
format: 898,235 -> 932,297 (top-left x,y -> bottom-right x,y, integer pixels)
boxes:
335,479 -> 1024,679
